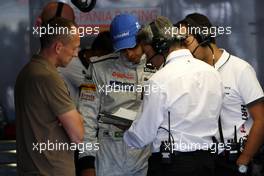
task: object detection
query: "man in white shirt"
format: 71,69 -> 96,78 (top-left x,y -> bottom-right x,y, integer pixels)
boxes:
176,13 -> 264,176
124,16 -> 223,176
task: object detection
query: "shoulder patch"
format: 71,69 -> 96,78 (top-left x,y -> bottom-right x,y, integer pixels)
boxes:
89,53 -> 120,63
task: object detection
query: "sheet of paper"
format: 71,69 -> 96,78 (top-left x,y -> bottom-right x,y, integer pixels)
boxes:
111,107 -> 137,121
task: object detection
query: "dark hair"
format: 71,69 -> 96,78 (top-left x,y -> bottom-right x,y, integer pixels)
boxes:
175,13 -> 216,44
40,17 -> 77,49
91,31 -> 114,54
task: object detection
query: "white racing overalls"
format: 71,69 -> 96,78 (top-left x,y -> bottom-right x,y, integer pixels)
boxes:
78,53 -> 156,176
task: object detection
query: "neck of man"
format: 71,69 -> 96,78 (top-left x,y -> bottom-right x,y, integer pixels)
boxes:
39,49 -> 58,67
204,44 -> 223,66
152,55 -> 165,69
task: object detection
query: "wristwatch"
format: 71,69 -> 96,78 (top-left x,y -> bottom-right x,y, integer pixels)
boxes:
238,164 -> 248,173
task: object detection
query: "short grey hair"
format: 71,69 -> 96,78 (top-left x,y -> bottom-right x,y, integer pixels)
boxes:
137,16 -> 174,44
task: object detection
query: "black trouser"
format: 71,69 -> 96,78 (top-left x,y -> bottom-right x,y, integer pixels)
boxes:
147,150 -> 215,176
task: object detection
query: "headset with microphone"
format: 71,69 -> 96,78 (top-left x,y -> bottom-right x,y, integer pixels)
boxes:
181,16 -> 217,66
149,22 -> 171,55
146,22 -> 186,69
144,22 -> 168,70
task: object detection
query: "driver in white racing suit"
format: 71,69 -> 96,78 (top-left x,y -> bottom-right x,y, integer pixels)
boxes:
78,14 -> 158,176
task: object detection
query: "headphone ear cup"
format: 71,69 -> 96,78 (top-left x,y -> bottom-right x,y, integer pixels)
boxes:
152,37 -> 169,54
149,22 -> 170,55
152,37 -> 160,54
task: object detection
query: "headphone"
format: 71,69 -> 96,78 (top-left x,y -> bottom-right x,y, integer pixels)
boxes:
149,22 -> 170,55
55,2 -> 64,17
149,22 -> 187,54
183,16 -> 217,66
145,21 -> 187,69
45,2 -> 65,24
143,22 -> 169,70
71,0 -> 97,13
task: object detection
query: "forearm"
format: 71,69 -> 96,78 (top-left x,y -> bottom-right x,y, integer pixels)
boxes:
59,110 -> 84,144
71,114 -> 84,143
237,119 -> 264,165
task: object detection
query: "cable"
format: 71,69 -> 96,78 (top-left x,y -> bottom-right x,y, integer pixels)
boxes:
158,111 -> 175,146
207,43 -> 215,67
191,39 -> 211,56
168,111 -> 171,146
158,127 -> 175,144
192,41 -> 215,67
145,53 -> 166,70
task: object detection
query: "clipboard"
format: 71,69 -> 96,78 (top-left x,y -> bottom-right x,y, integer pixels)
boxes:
98,108 -> 137,126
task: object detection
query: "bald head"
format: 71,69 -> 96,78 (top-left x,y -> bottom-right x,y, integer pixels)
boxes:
40,17 -> 78,49
40,2 -> 75,24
